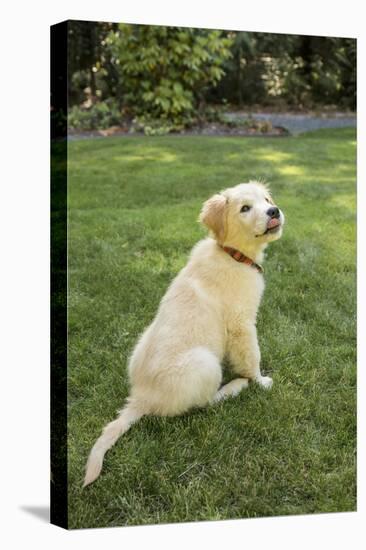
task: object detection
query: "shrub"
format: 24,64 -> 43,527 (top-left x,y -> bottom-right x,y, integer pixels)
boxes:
104,24 -> 233,132
68,99 -> 121,130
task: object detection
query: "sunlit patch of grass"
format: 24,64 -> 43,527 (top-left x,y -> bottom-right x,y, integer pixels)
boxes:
278,165 -> 305,176
255,150 -> 293,163
67,128 -> 356,529
112,150 -> 178,163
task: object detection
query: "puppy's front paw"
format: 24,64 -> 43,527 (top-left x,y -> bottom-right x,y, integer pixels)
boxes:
256,375 -> 273,389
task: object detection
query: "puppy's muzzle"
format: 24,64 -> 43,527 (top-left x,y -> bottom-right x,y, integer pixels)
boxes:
256,206 -> 282,237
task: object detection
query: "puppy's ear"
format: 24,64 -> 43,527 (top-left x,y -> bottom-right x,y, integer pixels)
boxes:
199,193 -> 228,242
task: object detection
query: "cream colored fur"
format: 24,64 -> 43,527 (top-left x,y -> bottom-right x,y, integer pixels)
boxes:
83,181 -> 285,487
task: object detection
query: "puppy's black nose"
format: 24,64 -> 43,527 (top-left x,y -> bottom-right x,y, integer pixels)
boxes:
266,206 -> 280,219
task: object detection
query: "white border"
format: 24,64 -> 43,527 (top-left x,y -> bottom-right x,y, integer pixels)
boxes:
1,1 -> 364,548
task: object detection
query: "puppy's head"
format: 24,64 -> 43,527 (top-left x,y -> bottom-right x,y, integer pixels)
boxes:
199,181 -> 285,247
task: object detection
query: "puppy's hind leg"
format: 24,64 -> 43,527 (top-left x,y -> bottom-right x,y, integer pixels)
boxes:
212,378 -> 249,403
161,347 -> 223,415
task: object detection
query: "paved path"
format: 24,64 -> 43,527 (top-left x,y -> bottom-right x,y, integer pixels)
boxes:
224,111 -> 356,135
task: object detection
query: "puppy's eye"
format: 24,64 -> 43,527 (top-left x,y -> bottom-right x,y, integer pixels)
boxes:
240,205 -> 251,213
265,197 -> 273,204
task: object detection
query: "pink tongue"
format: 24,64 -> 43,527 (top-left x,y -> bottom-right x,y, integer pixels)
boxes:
267,218 -> 280,229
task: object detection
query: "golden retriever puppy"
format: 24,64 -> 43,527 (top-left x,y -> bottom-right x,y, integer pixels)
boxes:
83,181 -> 285,487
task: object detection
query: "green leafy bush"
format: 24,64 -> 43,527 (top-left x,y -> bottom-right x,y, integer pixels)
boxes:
104,24 -> 233,132
68,99 -> 121,130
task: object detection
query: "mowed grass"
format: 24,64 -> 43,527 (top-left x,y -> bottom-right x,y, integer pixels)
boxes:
67,128 -> 356,529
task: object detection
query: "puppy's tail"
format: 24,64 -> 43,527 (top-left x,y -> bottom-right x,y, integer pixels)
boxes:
83,399 -> 143,488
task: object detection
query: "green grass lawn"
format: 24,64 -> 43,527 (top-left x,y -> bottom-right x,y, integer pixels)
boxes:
67,128 -> 356,529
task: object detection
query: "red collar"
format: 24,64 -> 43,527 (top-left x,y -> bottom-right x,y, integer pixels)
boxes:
220,245 -> 264,274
